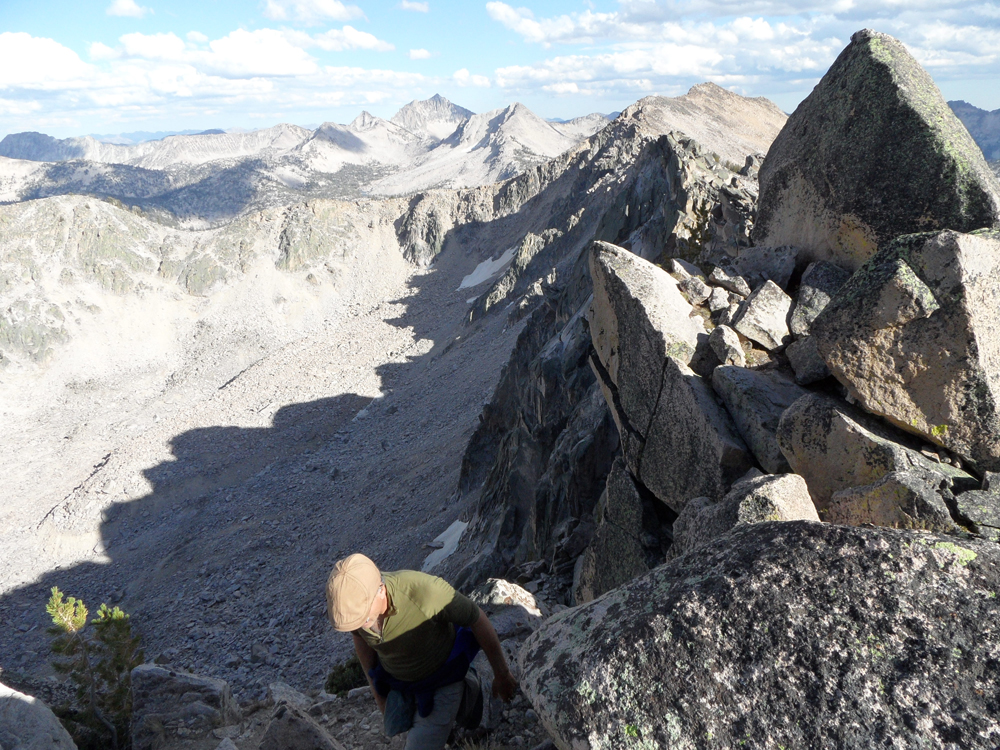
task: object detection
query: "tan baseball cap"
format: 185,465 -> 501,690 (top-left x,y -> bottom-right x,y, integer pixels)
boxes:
326,553 -> 381,631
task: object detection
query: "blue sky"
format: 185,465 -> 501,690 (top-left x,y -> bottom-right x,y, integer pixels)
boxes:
1,0 -> 998,138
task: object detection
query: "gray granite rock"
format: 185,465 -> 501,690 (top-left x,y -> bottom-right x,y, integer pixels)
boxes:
776,393 -> 977,510
258,703 -> 346,750
812,229 -> 1000,472
678,275 -> 712,305
826,468 -> 962,532
469,578 -> 548,639
754,29 -> 1000,271
731,280 -> 793,350
0,681 -> 77,750
789,260 -> 851,336
671,473 -> 817,557
520,522 -> 1000,750
730,245 -> 798,290
131,665 -> 241,750
954,472 -> 1000,541
712,366 -> 809,473
708,325 -> 744,367
708,266 -> 751,297
706,286 -> 730,312
637,357 -> 753,512
785,335 -> 830,384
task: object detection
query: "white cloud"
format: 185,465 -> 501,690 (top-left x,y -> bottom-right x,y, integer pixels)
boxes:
453,68 -> 491,87
0,33 -> 95,89
312,26 -> 395,52
89,41 -> 119,61
262,0 -> 363,24
106,0 -> 152,18
206,29 -> 318,77
187,31 -> 209,44
408,48 -> 433,59
120,32 -> 187,61
400,1 -> 430,11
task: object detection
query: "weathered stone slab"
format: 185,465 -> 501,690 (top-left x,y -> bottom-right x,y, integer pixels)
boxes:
708,325 -> 744,367
708,266 -> 751,297
812,229 -> 1000,472
573,459 -> 649,604
706,286 -> 729,312
826,468 -> 962,532
678,275 -> 712,304
789,260 -> 851,336
0,681 -> 77,750
776,393 -> 976,510
712,366 -> 809,473
731,280 -> 793,351
638,358 -> 753,512
754,29 -> 1000,271
671,473 -> 817,557
520,523 -> 1000,750
131,665 -> 241,750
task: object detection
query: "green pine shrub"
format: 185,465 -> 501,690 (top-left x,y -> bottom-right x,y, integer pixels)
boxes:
324,654 -> 367,696
46,587 -> 144,750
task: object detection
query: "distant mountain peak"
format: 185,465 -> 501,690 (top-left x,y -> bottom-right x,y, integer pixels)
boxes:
391,95 -> 473,141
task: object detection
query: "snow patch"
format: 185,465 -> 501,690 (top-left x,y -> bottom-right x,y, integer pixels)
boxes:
458,246 -> 516,290
421,519 -> 468,572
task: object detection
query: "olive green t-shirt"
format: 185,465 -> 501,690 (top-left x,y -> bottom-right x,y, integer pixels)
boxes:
356,570 -> 480,682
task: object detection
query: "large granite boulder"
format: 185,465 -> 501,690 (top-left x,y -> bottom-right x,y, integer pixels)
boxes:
811,229 -> 1000,472
671,473 -> 817,557
711,366 -> 808,473
588,242 -> 753,511
572,458 -> 650,604
130,665 -> 241,750
776,393 -> 976,510
0,681 -> 77,750
754,29 -> 1000,271
520,522 -> 1000,750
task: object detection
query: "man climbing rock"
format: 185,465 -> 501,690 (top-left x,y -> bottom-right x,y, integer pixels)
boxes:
326,553 -> 517,749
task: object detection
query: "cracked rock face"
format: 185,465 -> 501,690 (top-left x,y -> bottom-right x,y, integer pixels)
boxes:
826,467 -> 962,532
754,29 -> 1000,271
812,229 -> 1000,472
520,522 -> 1000,750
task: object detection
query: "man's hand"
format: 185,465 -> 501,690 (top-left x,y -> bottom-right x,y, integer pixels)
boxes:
492,668 -> 517,702
470,608 -> 519,703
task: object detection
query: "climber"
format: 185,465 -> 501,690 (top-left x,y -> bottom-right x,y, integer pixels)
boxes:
325,553 -> 517,749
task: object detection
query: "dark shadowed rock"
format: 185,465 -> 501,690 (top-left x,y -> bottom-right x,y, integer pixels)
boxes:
785,335 -> 830,384
708,325 -> 744,367
789,260 -> 851,336
130,665 -> 241,750
0,681 -> 77,750
954,472 -> 1000,541
572,458 -> 649,604
671,473 -> 817,557
258,703 -> 346,750
520,522 -> 1000,750
729,245 -> 797,290
776,393 -> 976,510
711,366 -> 808,473
826,467 -> 963,532
755,29 -> 1000,271
812,229 -> 1000,472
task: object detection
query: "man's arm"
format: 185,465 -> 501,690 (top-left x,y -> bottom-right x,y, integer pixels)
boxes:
352,631 -> 386,713
469,607 -> 517,701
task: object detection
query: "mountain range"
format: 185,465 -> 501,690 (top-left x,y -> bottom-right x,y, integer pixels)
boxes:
0,95 -> 611,227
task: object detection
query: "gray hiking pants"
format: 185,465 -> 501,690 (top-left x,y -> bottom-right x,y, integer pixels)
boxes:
403,680 -> 464,750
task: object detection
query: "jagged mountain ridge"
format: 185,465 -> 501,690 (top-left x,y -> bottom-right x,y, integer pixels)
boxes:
0,95 -> 610,226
